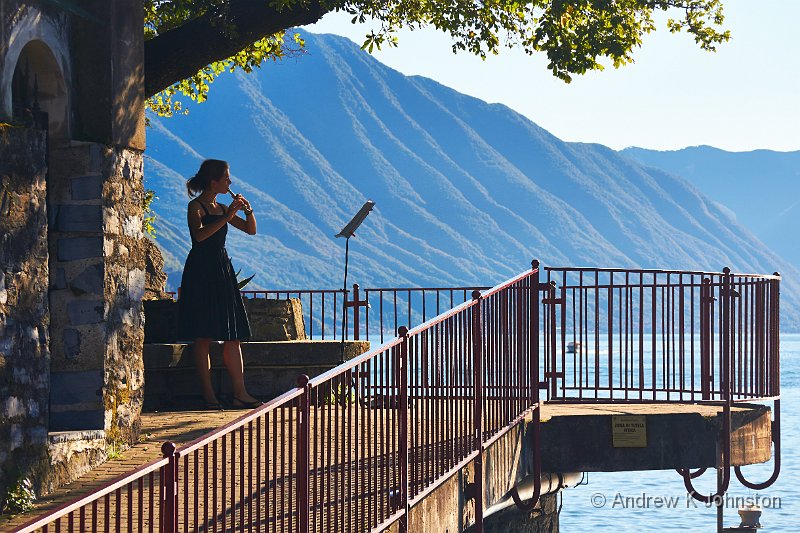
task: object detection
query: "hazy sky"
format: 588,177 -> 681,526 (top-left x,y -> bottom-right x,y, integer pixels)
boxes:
308,1 -> 799,152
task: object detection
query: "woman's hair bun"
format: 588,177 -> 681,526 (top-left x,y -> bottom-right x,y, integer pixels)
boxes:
186,160 -> 229,197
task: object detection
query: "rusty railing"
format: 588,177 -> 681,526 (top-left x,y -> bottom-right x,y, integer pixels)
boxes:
241,289 -> 349,340
15,265 -> 541,532
14,264 -> 780,531
541,266 -> 780,403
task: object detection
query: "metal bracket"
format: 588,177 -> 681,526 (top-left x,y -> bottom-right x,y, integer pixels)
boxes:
541,298 -> 563,305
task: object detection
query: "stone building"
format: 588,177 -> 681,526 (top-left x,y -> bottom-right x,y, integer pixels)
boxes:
0,0 -> 146,499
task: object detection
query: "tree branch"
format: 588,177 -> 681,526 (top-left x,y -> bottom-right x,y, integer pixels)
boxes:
144,0 -> 329,97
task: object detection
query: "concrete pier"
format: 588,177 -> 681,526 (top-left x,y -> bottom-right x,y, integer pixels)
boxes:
539,402 -> 772,472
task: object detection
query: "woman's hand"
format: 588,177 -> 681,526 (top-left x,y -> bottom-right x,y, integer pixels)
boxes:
239,195 -> 253,214
227,194 -> 257,235
226,195 -> 245,220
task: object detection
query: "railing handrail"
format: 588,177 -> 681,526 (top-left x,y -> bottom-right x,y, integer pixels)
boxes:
364,285 -> 490,292
176,386 -> 305,456
307,335 -> 405,388
241,288 -> 347,294
12,456 -> 169,533
545,265 -> 781,281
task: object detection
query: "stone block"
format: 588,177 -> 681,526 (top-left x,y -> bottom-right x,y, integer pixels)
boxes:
63,329 -> 81,360
143,238 -> 169,300
128,268 -> 145,302
58,237 -> 103,261
50,370 -> 104,405
54,268 -> 67,289
4,396 -> 25,419
55,205 -> 102,232
49,410 -> 105,432
122,215 -> 143,238
49,369 -> 105,431
10,425 -> 22,450
69,264 -> 103,295
244,298 -> 307,341
70,175 -> 103,200
67,300 -> 105,325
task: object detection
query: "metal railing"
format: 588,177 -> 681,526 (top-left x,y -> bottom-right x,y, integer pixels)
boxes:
15,266 -> 541,532
241,289 -> 348,340
15,264 -> 780,532
362,285 -> 489,344
238,285 -> 489,343
540,265 -> 782,515
10,454 -> 169,532
541,266 -> 780,403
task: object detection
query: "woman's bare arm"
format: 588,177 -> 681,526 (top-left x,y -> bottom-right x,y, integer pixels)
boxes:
188,199 -> 243,242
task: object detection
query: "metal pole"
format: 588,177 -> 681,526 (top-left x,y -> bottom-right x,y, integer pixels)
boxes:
353,283 -> 360,341
342,236 -> 350,293
160,442 -> 177,533
297,375 -> 311,533
471,290 -> 484,532
397,326 -> 410,532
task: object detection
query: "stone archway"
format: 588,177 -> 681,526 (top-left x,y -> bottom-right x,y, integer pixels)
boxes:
11,39 -> 70,140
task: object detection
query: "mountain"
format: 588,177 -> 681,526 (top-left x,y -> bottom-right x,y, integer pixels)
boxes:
144,31 -> 800,331
620,146 -> 800,266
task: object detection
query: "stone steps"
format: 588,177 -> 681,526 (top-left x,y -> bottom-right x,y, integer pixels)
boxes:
143,340 -> 370,411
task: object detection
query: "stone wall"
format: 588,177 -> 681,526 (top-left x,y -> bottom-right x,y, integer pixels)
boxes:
47,143 -> 146,445
0,0 -> 148,501
0,126 -> 50,498
102,147 -> 146,445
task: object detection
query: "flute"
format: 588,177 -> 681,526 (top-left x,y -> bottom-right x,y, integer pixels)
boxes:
227,188 -> 253,215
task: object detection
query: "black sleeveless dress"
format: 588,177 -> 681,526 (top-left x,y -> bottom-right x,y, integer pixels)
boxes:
177,201 -> 251,341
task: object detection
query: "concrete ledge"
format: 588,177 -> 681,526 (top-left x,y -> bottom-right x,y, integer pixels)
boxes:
45,430 -> 107,495
538,402 -> 772,472
143,340 -> 370,410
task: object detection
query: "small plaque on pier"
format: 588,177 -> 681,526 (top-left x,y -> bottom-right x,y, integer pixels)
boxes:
612,415 -> 647,448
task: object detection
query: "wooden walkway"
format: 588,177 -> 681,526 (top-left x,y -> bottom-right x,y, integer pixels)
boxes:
0,409 -> 245,532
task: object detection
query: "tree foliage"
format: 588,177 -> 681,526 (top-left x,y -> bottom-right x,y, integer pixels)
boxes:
144,0 -> 729,116
144,0 -> 305,117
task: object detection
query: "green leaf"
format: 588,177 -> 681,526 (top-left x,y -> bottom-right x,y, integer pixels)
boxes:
237,273 -> 256,290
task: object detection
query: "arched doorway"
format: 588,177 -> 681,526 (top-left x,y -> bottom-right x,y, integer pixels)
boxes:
11,40 -> 69,140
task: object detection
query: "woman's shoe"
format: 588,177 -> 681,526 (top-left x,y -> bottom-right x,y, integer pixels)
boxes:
231,397 -> 263,409
204,401 -> 224,411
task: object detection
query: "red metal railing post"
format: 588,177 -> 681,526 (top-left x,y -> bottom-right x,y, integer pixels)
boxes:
722,268 -> 732,404
297,374 -> 311,533
532,260 -> 540,404
771,273 -> 781,397
353,284 -> 361,341
160,442 -> 177,533
700,278 -> 712,400
548,281 -> 558,401
471,290 -> 484,532
397,326 -> 410,532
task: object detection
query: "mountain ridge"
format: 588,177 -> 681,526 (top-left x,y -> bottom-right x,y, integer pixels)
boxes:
144,31 -> 800,330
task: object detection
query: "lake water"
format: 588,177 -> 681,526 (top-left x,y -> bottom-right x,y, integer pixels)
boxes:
558,333 -> 799,532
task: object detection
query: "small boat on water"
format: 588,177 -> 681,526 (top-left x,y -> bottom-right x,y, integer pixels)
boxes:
566,341 -> 581,353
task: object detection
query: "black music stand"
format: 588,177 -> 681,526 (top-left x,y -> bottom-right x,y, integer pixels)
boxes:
336,200 -> 375,294
333,201 -> 375,406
